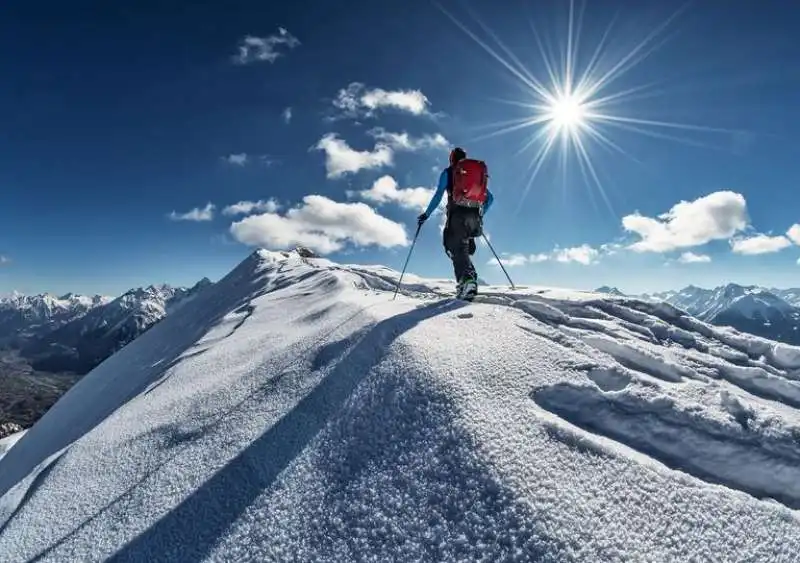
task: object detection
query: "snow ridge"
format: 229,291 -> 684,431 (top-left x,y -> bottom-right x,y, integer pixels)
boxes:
1,250 -> 800,561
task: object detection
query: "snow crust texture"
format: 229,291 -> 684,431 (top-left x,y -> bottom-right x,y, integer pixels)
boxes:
1,250 -> 800,562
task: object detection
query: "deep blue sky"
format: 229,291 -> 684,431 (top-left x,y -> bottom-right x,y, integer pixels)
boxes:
2,0 -> 800,296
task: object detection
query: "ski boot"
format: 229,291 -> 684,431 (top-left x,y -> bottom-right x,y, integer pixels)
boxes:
458,277 -> 478,301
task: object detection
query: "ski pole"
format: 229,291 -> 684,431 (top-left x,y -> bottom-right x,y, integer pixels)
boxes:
483,234 -> 515,289
393,223 -> 423,300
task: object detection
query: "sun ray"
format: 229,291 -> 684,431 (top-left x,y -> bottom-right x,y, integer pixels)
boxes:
434,2 -> 553,101
529,19 -> 562,99
572,130 -> 617,218
574,9 -> 619,95
598,119 -> 734,152
466,115 -> 553,143
440,0 -> 746,214
514,130 -> 560,213
586,80 -> 672,109
581,123 -> 638,163
579,1 -> 694,100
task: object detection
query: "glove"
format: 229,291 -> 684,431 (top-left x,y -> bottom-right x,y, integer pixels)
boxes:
417,213 -> 428,226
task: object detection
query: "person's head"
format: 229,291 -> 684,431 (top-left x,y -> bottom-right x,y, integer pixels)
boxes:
449,147 -> 466,166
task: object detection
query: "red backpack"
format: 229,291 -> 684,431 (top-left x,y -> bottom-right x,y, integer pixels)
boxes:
451,158 -> 489,206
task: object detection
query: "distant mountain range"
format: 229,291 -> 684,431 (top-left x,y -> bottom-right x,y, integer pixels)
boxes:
20,279 -> 212,373
0,278 -> 213,427
595,283 -> 800,345
0,292 -> 113,345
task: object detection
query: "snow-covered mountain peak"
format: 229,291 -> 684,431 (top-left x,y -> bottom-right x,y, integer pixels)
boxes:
700,284 -> 792,320
193,276 -> 213,289
14,278 -> 215,374
648,283 -> 800,344
0,292 -> 113,339
594,285 -> 625,296
0,291 -> 110,310
2,251 -> 800,560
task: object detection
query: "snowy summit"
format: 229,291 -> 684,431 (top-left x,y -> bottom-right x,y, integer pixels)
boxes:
1,249 -> 800,561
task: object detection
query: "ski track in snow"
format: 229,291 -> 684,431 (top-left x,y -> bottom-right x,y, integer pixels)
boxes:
1,251 -> 800,561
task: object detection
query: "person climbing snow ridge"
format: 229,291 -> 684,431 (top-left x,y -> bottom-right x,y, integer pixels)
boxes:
417,147 -> 494,301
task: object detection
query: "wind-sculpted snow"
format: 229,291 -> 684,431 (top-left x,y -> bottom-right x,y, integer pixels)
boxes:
1,250 -> 800,562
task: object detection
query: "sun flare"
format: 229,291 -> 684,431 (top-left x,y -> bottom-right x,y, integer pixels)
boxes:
546,92 -> 588,133
438,0 -> 736,217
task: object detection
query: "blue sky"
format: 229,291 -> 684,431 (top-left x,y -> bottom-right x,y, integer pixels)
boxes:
2,0 -> 800,296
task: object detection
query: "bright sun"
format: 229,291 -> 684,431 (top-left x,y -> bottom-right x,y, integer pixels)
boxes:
547,93 -> 587,132
438,0 -> 733,216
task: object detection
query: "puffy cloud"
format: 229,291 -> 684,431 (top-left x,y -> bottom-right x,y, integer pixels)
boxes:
233,28 -> 300,65
730,234 -> 792,255
0,256 -> 10,266
282,107 -> 292,124
222,199 -> 281,216
168,203 -> 215,222
367,128 -> 449,151
678,252 -> 712,263
348,175 -> 434,211
492,254 -> 530,267
313,128 -> 449,178
622,191 -> 748,252
554,244 -> 599,265
333,82 -> 431,118
229,195 -> 408,254
313,133 -> 393,178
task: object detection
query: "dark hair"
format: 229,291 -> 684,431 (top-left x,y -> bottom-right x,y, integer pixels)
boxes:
450,147 -> 466,164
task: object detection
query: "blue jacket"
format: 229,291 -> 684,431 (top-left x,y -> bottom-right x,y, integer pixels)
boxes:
423,167 -> 494,218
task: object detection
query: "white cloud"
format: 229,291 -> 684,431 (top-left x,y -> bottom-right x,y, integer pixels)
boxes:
487,247 -> 597,267
222,199 -> 281,216
367,128 -> 448,151
168,203 -> 215,222
554,244 -> 599,265
229,195 -> 408,254
348,175 -> 434,211
224,153 -> 248,166
730,234 -> 792,255
233,28 -> 300,65
0,255 -> 10,266
787,224 -> 800,245
333,82 -> 431,118
622,191 -> 748,252
493,254 -> 530,267
282,107 -> 292,124
678,252 -> 711,263
313,133 -> 393,178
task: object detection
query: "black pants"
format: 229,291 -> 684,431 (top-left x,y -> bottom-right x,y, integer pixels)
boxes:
443,206 -> 482,282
